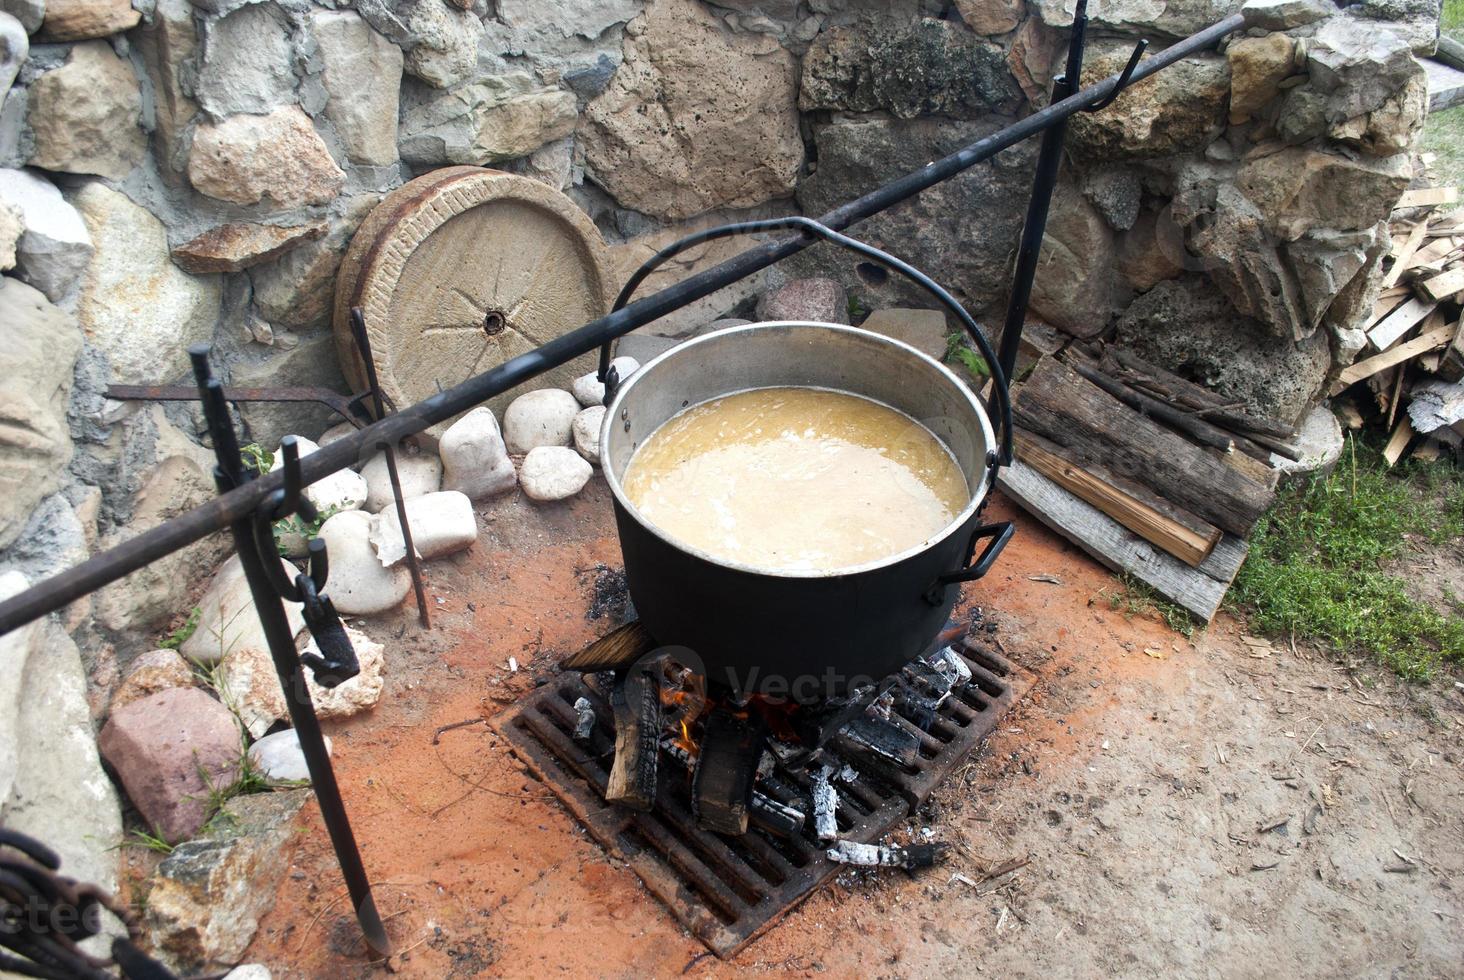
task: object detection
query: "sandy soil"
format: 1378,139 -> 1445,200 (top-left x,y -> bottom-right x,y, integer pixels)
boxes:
242,482 -> 1464,979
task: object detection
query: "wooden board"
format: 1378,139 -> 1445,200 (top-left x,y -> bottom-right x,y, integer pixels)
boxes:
1427,56 -> 1464,111
1418,266 -> 1464,302
1395,187 -> 1460,210
997,462 -> 1247,624
1367,295 -> 1436,350
1440,315 -> 1464,383
1015,432 -> 1219,568
1383,220 -> 1429,288
332,168 -> 616,438
1013,359 -> 1274,538
1331,319 -> 1457,393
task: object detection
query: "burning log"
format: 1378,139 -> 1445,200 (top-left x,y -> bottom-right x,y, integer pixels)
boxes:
692,707 -> 767,836
811,766 -> 838,843
825,840 -> 949,871
750,791 -> 806,838
572,696 -> 595,742
840,713 -> 921,768
562,619 -> 656,672
606,662 -> 661,811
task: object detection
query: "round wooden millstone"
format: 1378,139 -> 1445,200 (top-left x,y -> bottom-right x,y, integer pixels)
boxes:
333,168 -> 615,439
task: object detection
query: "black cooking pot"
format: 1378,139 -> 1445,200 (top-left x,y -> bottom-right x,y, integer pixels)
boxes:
601,321 -> 1011,700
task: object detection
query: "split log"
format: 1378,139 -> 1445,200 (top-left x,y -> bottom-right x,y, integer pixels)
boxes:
1016,431 -> 1220,568
1330,318 -> 1457,394
562,619 -> 656,672
1407,379 -> 1464,433
606,660 -> 662,811
1103,348 -> 1295,440
997,461 -> 1249,623
1013,359 -> 1275,538
1065,360 -> 1234,452
691,708 -> 766,836
1417,266 -> 1464,302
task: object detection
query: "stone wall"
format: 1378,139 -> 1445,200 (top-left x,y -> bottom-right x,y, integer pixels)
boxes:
0,0 -> 1440,653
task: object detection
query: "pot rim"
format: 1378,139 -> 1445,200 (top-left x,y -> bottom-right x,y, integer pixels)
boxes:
601,320 -> 997,580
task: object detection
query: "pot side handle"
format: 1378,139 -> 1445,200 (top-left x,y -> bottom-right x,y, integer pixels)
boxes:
924,521 -> 1014,605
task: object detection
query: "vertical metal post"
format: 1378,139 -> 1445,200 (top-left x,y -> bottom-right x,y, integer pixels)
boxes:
992,0 -> 1091,413
349,309 -> 430,629
189,346 -> 392,959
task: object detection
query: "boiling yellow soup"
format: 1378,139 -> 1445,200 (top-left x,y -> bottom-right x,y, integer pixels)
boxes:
621,387 -> 969,573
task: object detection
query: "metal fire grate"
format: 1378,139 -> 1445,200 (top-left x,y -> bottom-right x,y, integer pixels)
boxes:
493,635 -> 1029,958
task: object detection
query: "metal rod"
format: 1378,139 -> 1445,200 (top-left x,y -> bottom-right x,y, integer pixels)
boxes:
349,308 -> 430,629
0,11 -> 1243,638
192,350 -> 392,960
993,3 -> 1089,393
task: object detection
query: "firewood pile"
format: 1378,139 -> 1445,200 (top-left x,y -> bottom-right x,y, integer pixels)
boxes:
1334,169 -> 1464,466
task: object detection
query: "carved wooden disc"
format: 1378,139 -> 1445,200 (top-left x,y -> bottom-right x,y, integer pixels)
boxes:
333,168 -> 614,438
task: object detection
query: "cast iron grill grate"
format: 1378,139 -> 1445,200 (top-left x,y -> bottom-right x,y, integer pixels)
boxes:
493,634 -> 1028,958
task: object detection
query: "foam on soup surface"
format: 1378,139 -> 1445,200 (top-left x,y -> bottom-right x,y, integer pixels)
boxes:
621,386 -> 969,573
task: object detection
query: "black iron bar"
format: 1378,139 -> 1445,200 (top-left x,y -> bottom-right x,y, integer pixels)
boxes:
190,348 -> 393,960
0,11 -> 1243,637
349,308 -> 431,629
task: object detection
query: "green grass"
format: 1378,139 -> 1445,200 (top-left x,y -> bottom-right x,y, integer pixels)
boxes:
1424,2 -> 1464,210
1231,437 -> 1464,680
158,606 -> 201,650
1444,0 -> 1462,40
1109,575 -> 1197,638
121,829 -> 175,854
943,330 -> 991,382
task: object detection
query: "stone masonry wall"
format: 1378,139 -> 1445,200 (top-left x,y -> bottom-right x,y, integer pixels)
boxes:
0,0 -> 1441,657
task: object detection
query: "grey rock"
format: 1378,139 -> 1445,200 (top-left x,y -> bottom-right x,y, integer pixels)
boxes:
71,182 -> 221,385
857,308 -> 948,360
1034,0 -> 1238,38
799,17 -> 1020,119
571,356 -> 638,407
144,790 -> 308,973
1115,205 -> 1186,293
1233,146 -> 1411,241
0,166 -> 91,299
503,388 -> 580,453
233,331 -> 349,449
179,553 -> 306,667
1115,276 -> 1332,426
135,0 -> 200,185
1242,0 -> 1333,30
563,52 -> 617,99
0,572 -> 122,894
0,12 -> 25,94
311,9 -> 402,166
1270,405 -> 1344,480
1305,13 -> 1426,126
0,278 -> 79,550
249,194 -> 374,329
247,729 -> 329,784
1277,85 -> 1330,144
1029,184 -> 1130,338
112,649 -> 196,711
520,446 -> 593,501
223,967 -> 273,980
757,277 -> 849,324
195,2 -> 296,119
401,0 -> 483,88
187,106 -> 345,210
1068,42 -> 1229,161
791,115 -> 1033,315
399,74 -> 578,165
0,0 -> 43,34
222,625 -> 384,737
1080,166 -> 1141,232
439,407 -> 517,500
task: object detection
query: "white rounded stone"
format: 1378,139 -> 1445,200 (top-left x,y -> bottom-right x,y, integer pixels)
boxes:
369,490 -> 477,566
503,388 -> 580,453
316,421 -> 356,446
438,406 -> 516,500
361,451 -> 442,512
519,446 -> 593,502
271,436 -> 368,516
247,728 -> 331,784
570,356 -> 641,408
572,406 -> 606,464
316,510 -> 410,615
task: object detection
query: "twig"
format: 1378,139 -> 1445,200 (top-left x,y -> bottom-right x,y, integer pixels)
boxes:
431,717 -> 485,745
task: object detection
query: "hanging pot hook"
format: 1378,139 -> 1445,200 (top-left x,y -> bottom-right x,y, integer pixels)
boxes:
1084,39 -> 1148,112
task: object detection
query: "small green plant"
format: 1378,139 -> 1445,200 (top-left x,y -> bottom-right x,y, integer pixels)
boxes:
1231,436 -> 1464,679
159,606 -> 201,650
1108,574 -> 1196,638
196,744 -> 276,836
943,331 -> 991,382
121,829 -> 174,854
273,504 -> 341,557
847,294 -> 872,321
239,442 -> 273,475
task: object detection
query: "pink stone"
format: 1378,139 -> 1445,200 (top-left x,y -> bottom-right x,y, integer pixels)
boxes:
98,687 -> 242,843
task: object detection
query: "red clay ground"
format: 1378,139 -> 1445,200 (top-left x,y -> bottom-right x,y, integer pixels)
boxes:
242,483 -> 1464,978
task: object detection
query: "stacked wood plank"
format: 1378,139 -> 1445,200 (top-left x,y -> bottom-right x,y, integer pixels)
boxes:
999,350 -> 1289,624
1337,175 -> 1464,465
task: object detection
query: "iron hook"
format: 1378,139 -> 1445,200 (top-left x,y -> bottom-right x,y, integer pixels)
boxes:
1085,39 -> 1149,111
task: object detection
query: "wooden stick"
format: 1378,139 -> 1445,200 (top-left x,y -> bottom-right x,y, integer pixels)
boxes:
1103,348 -> 1295,440
1368,296 -> 1437,350
1330,319 -> 1457,394
1066,360 -> 1235,452
1383,415 -> 1415,467
1016,432 -> 1220,567
1395,187 -> 1459,209
1383,220 -> 1430,288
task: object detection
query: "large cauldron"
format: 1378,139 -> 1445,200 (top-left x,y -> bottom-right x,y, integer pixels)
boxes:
601,321 -> 1011,701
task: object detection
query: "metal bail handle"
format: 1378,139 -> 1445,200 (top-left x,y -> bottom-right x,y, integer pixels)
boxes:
925,521 -> 1015,605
